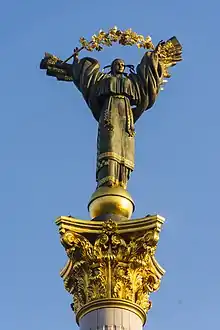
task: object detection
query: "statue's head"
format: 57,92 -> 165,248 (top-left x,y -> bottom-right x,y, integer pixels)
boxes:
103,59 -> 134,75
111,59 -> 125,75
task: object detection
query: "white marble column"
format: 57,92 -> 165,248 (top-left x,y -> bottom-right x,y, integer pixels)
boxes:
79,308 -> 143,330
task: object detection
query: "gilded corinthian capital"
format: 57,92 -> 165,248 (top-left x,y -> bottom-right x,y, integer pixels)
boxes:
56,214 -> 165,324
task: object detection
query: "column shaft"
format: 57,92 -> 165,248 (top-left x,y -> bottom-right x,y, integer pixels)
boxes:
79,308 -> 143,330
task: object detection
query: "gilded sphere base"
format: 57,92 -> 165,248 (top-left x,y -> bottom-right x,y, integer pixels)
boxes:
88,186 -> 135,219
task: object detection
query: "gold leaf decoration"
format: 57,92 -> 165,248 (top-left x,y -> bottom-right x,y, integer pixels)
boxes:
59,221 -> 164,315
78,27 -> 154,53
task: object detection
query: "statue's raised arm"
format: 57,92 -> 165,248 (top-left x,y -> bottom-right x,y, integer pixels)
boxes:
40,53 -> 105,122
71,55 -> 107,122
130,37 -> 182,122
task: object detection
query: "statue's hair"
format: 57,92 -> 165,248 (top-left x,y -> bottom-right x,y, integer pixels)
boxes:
103,59 -> 135,74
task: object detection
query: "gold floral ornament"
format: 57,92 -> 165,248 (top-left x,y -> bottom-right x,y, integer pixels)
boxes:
78,27 -> 154,53
102,219 -> 117,235
61,27 -> 155,64
59,219 -> 165,316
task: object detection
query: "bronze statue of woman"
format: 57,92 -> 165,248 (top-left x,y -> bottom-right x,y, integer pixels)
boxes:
40,36 -> 182,190
70,46 -> 163,189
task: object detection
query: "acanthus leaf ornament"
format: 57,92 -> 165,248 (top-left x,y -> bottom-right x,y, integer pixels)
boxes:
58,218 -> 165,316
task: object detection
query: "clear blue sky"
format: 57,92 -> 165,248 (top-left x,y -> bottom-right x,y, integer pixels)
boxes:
1,0 -> 219,329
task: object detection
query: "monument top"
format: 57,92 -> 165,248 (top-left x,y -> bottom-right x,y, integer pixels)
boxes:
40,27 -> 182,218
42,29 -> 174,326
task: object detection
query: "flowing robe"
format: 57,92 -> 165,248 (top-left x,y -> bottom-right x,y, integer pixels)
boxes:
72,52 -> 163,188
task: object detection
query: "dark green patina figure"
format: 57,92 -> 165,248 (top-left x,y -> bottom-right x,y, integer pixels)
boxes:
40,36 -> 182,190
72,52 -> 163,189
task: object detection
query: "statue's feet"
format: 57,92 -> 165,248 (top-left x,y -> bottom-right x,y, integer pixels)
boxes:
96,181 -> 117,189
119,182 -> 127,190
107,181 -> 115,188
